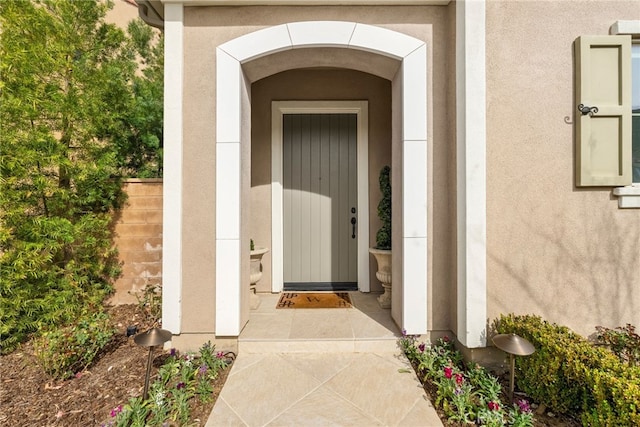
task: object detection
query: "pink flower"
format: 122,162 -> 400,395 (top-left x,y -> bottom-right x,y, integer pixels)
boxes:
110,405 -> 123,417
488,401 -> 500,411
444,366 -> 453,379
176,382 -> 185,390
216,351 -> 225,359
454,373 -> 464,386
443,336 -> 450,342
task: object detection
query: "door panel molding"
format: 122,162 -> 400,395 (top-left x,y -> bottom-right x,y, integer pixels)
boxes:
272,101 -> 370,292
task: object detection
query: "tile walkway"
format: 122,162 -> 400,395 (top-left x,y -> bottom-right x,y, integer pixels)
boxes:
205,293 -> 443,427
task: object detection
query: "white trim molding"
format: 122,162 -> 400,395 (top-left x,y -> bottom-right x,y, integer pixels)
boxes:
610,20 -> 640,36
271,101 -> 370,293
456,0 -> 487,348
162,3 -> 184,334
613,185 -> 640,208
216,22 -> 429,336
611,20 -> 640,209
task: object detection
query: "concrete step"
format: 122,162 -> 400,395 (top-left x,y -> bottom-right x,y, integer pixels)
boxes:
238,336 -> 399,353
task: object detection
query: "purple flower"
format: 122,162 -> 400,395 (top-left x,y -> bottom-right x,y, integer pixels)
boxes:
169,348 -> 177,357
198,364 -> 208,376
110,405 -> 123,418
418,343 -> 426,352
176,382 -> 185,390
516,399 -> 531,413
443,335 -> 450,343
402,329 -> 407,337
454,387 -> 462,395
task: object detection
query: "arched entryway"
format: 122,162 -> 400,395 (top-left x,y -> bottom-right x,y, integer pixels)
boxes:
213,21 -> 428,336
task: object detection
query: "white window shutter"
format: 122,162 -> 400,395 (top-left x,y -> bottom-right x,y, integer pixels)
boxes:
575,35 -> 632,186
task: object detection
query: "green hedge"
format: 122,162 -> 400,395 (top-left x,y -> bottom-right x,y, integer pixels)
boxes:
497,314 -> 640,426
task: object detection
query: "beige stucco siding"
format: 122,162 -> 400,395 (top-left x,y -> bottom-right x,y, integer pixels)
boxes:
180,5 -> 455,335
486,0 -> 640,337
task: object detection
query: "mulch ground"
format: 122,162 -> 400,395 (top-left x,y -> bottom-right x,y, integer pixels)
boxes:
0,305 -> 231,427
2,303 -> 581,427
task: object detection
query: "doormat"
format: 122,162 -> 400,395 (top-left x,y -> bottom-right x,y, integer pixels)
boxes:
276,292 -> 352,309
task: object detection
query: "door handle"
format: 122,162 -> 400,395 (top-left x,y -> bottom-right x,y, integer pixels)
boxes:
351,217 -> 357,239
578,104 -> 598,116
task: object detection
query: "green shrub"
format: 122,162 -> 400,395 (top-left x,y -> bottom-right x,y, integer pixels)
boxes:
0,213 -> 120,354
595,324 -> 640,366
497,314 -> 640,425
0,0 -> 161,354
34,310 -> 115,379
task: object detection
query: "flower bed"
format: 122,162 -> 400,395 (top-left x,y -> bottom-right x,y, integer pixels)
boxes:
399,333 -> 534,426
102,342 -> 233,427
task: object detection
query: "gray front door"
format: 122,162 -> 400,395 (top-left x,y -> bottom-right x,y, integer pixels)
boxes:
282,114 -> 358,291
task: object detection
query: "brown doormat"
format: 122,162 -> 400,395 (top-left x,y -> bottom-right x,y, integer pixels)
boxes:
276,292 -> 352,309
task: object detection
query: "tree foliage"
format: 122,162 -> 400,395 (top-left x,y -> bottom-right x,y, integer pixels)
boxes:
115,19 -> 164,178
0,0 -> 162,353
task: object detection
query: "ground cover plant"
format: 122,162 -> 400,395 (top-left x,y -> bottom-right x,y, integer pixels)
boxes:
34,310 -> 116,380
400,333 -> 534,426
497,314 -> 640,426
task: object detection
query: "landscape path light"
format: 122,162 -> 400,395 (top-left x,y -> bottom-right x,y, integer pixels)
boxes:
133,328 -> 172,399
492,333 -> 535,403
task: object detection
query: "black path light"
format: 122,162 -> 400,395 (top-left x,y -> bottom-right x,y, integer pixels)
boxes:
492,333 -> 535,403
134,328 -> 172,399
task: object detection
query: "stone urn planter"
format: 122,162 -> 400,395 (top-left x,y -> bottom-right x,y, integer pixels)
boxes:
369,248 -> 392,308
250,246 -> 269,310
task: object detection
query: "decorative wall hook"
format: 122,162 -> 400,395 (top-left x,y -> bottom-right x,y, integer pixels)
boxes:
578,104 -> 598,116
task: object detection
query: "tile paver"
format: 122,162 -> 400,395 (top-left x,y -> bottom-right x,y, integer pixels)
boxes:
206,293 -> 443,427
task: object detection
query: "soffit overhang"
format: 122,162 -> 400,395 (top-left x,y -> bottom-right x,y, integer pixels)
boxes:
139,0 -> 451,28
163,0 -> 450,5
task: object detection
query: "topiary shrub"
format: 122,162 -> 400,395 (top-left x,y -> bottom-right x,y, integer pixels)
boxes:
497,314 -> 640,425
375,166 -> 391,249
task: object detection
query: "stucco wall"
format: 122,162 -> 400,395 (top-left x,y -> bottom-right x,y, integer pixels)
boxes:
486,0 -> 640,337
111,179 -> 163,305
181,4 -> 455,335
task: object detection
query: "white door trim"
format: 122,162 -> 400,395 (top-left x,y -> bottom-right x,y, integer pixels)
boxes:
272,101 -> 370,293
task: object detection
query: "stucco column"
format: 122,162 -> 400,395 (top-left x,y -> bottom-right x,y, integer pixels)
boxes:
456,0 -> 488,348
162,2 -> 184,334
